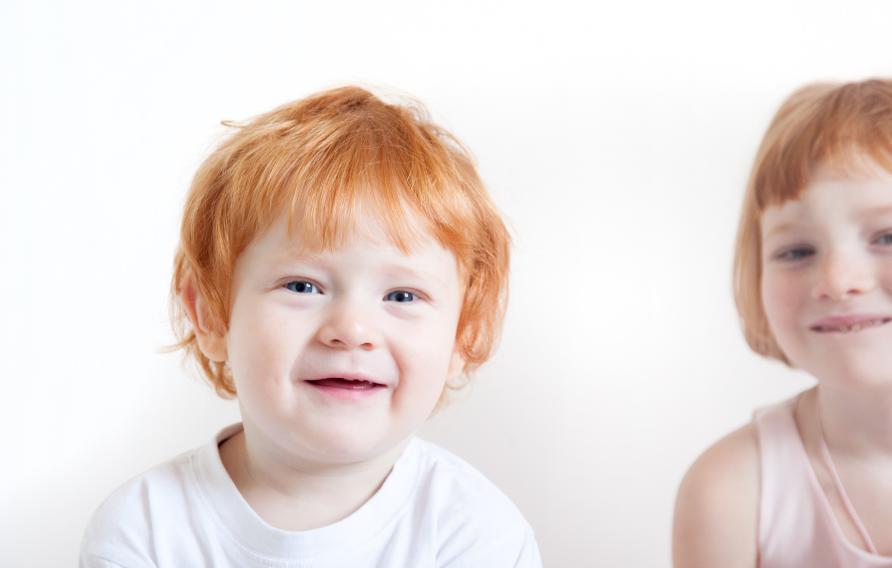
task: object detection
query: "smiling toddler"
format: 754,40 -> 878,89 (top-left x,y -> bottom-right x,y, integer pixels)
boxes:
79,86 -> 541,567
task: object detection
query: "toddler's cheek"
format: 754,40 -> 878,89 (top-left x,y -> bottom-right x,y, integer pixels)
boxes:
390,347 -> 452,411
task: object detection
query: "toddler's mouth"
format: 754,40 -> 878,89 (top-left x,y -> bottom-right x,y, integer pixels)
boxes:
305,377 -> 387,390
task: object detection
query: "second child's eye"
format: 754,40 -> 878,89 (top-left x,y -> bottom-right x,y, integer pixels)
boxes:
776,247 -> 815,262
385,290 -> 416,303
284,280 -> 319,294
873,233 -> 892,246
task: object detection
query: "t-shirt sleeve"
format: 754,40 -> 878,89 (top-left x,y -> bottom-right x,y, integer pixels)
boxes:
79,553 -> 155,568
79,512 -> 158,568
416,441 -> 544,568
78,477 -> 159,568
512,527 -> 543,568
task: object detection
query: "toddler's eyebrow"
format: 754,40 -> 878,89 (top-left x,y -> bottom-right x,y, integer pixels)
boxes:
270,249 -> 324,266
266,252 -> 451,288
380,264 -> 447,286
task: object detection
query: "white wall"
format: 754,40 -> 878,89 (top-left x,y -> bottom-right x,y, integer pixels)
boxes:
2,1 -> 889,565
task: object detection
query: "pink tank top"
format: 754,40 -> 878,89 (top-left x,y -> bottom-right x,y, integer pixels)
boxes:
754,396 -> 892,567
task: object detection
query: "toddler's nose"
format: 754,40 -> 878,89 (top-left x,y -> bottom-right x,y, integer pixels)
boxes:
316,301 -> 381,350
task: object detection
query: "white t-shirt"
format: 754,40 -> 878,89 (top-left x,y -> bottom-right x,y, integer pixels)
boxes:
80,424 -> 541,567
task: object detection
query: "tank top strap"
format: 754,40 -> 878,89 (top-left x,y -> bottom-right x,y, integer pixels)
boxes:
753,395 -> 822,562
753,393 -> 892,567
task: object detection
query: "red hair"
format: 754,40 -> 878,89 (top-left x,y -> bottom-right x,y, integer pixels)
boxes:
171,86 -> 510,397
734,79 -> 892,362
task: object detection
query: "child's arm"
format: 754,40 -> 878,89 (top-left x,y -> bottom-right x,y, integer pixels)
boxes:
672,423 -> 760,568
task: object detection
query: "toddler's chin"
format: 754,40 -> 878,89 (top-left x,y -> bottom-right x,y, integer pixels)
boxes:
284,421 -> 413,466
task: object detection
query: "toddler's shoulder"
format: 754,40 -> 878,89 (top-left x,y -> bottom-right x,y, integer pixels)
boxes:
88,446 -> 198,524
410,438 -> 541,567
80,447 -> 200,566
412,438 -> 530,523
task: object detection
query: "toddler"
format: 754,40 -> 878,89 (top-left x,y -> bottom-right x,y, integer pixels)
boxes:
674,79 -> 892,567
80,86 -> 541,567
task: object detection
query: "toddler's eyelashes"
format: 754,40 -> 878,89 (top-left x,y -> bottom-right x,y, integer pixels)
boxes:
285,281 -> 319,294
385,291 -> 416,303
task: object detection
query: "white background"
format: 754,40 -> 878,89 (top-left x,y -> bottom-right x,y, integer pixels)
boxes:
2,1 -> 891,565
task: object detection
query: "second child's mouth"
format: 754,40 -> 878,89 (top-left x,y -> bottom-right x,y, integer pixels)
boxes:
810,317 -> 892,334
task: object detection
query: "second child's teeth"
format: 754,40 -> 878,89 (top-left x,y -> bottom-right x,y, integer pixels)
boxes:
831,319 -> 886,332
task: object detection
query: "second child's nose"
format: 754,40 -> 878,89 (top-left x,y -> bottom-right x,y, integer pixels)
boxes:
316,302 -> 381,351
811,252 -> 876,301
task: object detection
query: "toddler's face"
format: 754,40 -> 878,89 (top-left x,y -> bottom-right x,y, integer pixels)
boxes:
221,211 -> 464,464
760,159 -> 892,389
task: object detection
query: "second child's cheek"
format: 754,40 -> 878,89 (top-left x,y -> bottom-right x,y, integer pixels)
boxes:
877,262 -> 892,288
761,272 -> 807,332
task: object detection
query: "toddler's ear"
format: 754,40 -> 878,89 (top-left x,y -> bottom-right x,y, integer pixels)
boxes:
180,276 -> 228,363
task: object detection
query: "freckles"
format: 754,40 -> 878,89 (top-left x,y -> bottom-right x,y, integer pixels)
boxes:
761,270 -> 806,326
879,262 -> 892,290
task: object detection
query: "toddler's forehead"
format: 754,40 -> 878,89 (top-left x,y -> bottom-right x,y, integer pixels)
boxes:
248,210 -> 453,264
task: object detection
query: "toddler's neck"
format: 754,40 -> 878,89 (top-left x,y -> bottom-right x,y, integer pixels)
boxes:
219,427 -> 408,531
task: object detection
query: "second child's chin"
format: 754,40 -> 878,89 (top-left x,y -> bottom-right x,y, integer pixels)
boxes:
808,359 -> 892,392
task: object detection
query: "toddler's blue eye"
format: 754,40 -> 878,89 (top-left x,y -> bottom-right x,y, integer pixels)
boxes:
385,290 -> 416,303
284,281 -> 319,294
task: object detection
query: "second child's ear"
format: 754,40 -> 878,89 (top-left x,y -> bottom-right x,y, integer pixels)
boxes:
447,349 -> 466,382
180,276 -> 228,363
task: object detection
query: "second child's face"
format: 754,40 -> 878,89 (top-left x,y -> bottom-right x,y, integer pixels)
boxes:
760,160 -> 892,389
223,212 -> 464,465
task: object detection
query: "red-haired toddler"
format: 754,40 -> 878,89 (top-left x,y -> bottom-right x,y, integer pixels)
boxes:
80,87 -> 541,567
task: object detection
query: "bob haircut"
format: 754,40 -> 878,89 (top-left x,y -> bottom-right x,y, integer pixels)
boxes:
171,86 -> 510,398
734,78 -> 892,364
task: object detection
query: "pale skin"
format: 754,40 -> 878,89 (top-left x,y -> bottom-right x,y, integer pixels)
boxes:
216,429 -> 406,530
181,212 -> 466,531
673,162 -> 892,566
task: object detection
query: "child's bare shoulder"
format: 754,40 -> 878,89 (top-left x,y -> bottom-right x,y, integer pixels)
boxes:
680,423 -> 759,495
672,423 -> 759,567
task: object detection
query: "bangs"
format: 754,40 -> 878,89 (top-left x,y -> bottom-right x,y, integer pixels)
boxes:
279,122 -> 471,260
734,78 -> 892,365
174,86 -> 511,397
219,87 -> 479,268
752,80 -> 892,212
